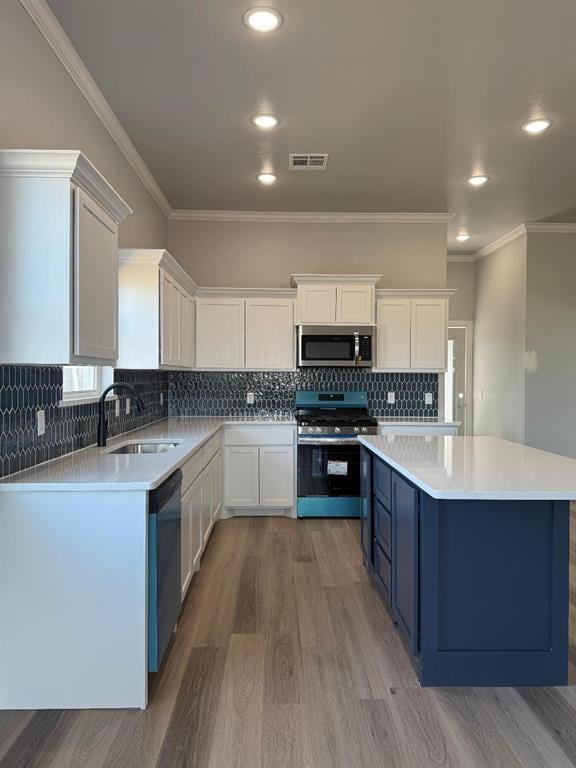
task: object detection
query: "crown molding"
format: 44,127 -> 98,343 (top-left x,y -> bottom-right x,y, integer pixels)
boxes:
291,274 -> 382,286
169,210 -> 454,224
375,288 -> 457,298
195,286 -> 297,298
523,222 -> 576,234
447,254 -> 476,263
474,224 -> 527,259
20,0 -> 172,218
118,248 -> 198,295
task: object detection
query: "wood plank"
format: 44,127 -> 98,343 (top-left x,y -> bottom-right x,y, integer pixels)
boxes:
519,687 -> 576,765
0,711 -> 77,768
261,704 -> 304,768
207,634 -> 266,768
294,562 -> 337,650
0,713 -> 34,763
232,556 -> 261,634
155,647 -> 227,768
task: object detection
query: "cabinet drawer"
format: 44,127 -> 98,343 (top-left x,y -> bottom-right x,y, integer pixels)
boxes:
224,426 -> 294,446
374,496 -> 392,558
181,449 -> 204,494
373,541 -> 391,605
374,459 -> 391,507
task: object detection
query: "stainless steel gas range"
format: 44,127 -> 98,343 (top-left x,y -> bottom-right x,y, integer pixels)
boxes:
295,391 -> 378,518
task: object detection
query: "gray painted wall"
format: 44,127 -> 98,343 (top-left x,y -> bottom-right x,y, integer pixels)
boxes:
447,261 -> 475,320
473,235 -> 527,442
168,220 -> 447,288
0,2 -> 167,249
524,233 -> 576,457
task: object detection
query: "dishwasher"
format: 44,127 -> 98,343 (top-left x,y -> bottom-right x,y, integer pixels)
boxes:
148,469 -> 182,672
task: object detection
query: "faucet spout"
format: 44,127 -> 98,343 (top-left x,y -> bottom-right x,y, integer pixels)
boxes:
97,383 -> 146,448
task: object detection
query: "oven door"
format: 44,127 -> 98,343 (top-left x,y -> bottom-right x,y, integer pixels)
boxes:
297,439 -> 361,517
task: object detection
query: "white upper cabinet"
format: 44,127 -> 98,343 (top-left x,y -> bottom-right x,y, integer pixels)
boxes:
195,298 -> 246,369
336,285 -> 375,324
410,298 -> 447,370
0,150 -> 132,365
117,250 -> 197,370
245,299 -> 294,369
376,293 -> 450,372
376,298 -> 412,370
292,275 -> 381,325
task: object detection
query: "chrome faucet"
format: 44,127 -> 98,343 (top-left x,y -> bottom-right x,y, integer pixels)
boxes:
97,383 -> 145,447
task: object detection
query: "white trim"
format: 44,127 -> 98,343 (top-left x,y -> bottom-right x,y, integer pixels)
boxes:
118,248 -> 198,295
292,273 -> 382,286
473,222 -> 576,260
447,254 -> 476,263
169,210 -> 454,224
375,288 -> 457,298
475,224 -> 527,259
195,286 -> 296,298
524,223 -> 576,234
58,393 -> 117,408
19,0 -> 172,217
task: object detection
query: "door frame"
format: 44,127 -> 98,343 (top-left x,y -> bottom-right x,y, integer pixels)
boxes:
443,320 -> 474,435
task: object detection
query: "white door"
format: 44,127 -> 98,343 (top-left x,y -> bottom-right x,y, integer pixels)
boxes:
336,285 -> 374,324
411,299 -> 447,370
212,451 -> 222,521
445,324 -> 473,436
181,292 -> 195,368
160,270 -> 173,366
259,446 -> 294,507
73,188 -> 118,361
201,467 -> 213,543
297,285 -> 336,324
245,299 -> 294,369
190,474 -> 203,571
180,485 -> 193,601
376,299 -> 411,370
196,298 -> 245,368
224,446 -> 259,507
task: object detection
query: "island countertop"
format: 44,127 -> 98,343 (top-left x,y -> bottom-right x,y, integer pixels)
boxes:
358,434 -> 576,500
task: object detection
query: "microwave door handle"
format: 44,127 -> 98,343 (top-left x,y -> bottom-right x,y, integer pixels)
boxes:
354,333 -> 360,366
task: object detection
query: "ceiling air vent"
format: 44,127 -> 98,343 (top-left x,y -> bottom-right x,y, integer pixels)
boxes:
289,153 -> 329,171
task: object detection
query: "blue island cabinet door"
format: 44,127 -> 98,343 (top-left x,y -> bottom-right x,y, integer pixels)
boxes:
360,448 -> 372,568
392,472 -> 419,656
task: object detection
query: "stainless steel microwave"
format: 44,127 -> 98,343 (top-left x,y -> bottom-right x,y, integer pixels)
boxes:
297,326 -> 374,367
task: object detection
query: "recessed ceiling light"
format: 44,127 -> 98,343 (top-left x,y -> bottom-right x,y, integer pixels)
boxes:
257,172 -> 278,185
521,118 -> 552,135
456,233 -> 470,242
243,7 -> 283,31
467,175 -> 489,187
251,114 -> 280,129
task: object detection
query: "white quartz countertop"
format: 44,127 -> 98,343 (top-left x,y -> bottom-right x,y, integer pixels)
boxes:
377,419 -> 460,427
0,417 -> 295,493
358,434 -> 576,500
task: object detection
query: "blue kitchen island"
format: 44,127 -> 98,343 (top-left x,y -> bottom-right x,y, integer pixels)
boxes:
358,434 -> 576,687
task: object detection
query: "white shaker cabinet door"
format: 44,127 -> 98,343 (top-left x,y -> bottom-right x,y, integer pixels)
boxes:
297,285 -> 336,324
180,292 -> 195,368
181,485 -> 193,601
410,298 -> 447,370
212,451 -> 222,521
376,299 -> 412,370
336,285 -> 374,324
245,299 -> 294,369
196,298 -> 245,368
73,188 -> 118,361
160,270 -> 173,366
190,474 -> 203,572
259,446 -> 294,507
224,446 -> 259,507
201,467 -> 213,544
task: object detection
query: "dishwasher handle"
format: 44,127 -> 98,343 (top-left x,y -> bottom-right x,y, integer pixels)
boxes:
149,469 -> 182,513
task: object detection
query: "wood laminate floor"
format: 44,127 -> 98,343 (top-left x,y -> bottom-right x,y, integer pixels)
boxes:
3,511 -> 576,768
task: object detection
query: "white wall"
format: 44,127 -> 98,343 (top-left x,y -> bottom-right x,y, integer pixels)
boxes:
524,233 -> 576,457
447,261 -> 474,320
168,220 -> 447,288
0,2 -> 167,248
473,235 -> 527,442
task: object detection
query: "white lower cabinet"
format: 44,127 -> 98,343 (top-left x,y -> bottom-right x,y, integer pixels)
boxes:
180,444 -> 221,602
224,447 -> 260,507
223,426 -> 296,511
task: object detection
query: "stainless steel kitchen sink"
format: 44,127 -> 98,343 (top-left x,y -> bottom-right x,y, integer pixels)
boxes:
108,442 -> 180,455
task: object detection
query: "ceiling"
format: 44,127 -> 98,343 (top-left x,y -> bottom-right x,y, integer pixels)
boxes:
47,0 -> 576,252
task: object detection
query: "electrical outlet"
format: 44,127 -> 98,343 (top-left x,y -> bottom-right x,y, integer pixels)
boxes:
115,398 -> 120,417
246,392 -> 255,405
387,392 -> 395,404
425,392 -> 433,405
126,397 -> 131,415
36,409 -> 46,436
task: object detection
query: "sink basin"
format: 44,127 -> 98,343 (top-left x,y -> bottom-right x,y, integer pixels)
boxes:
108,442 -> 180,455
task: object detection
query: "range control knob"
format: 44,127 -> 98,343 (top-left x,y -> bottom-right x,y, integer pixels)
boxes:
353,427 -> 360,434
315,427 -> 322,433
335,427 -> 341,433
361,427 -> 368,434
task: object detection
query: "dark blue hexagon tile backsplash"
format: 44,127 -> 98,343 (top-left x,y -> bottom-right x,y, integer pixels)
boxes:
169,370 -> 439,420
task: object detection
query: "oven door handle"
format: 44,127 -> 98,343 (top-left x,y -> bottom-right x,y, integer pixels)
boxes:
297,438 -> 360,446
354,333 -> 360,366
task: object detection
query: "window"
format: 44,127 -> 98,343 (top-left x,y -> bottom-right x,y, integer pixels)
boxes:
61,366 -> 114,405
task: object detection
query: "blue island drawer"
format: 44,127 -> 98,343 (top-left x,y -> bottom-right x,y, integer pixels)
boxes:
374,460 -> 391,507
373,540 -> 391,605
374,496 -> 392,558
